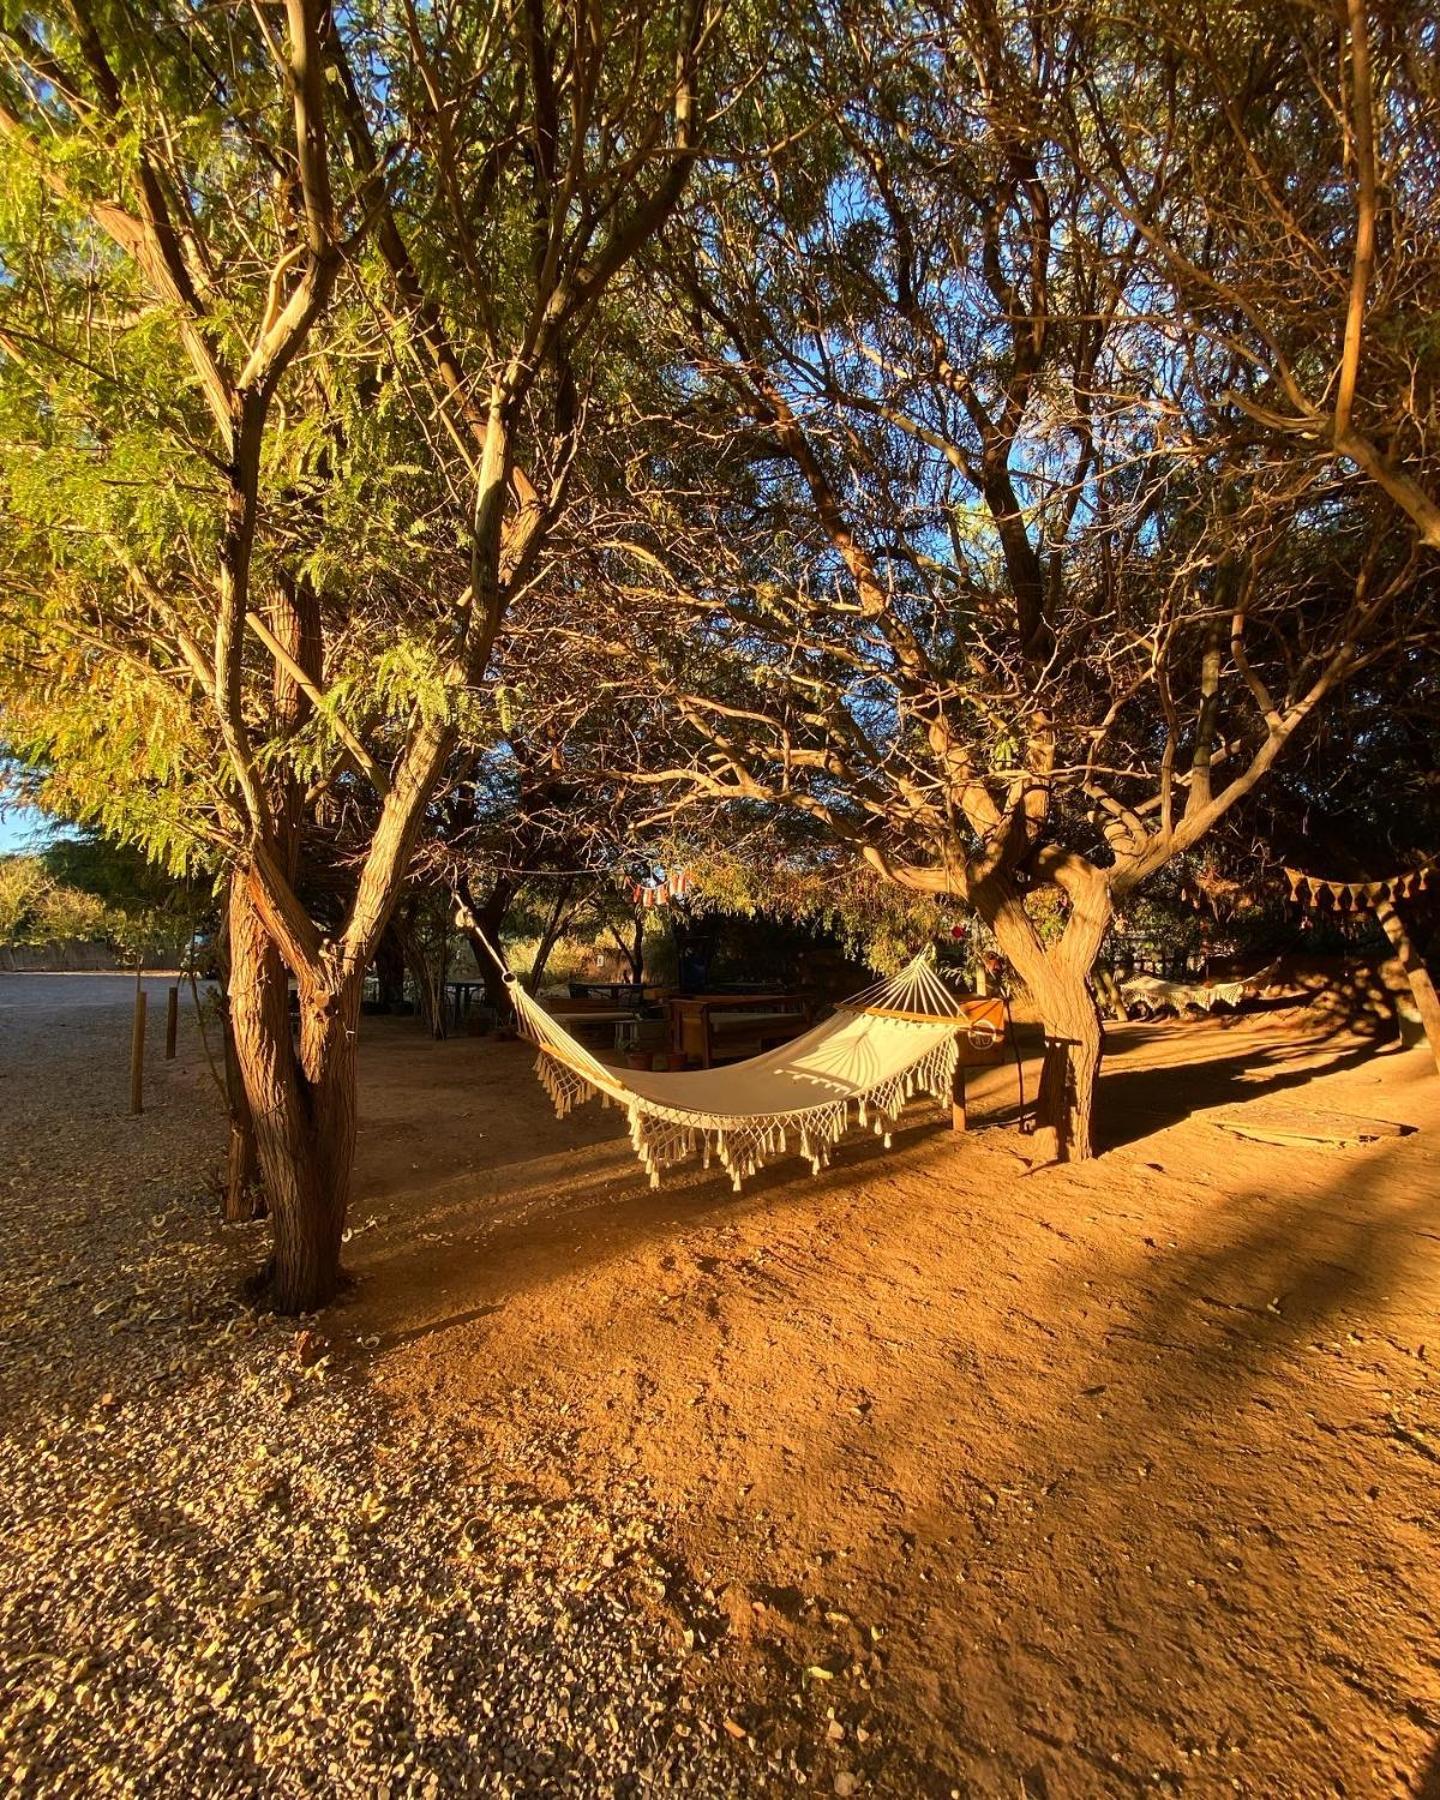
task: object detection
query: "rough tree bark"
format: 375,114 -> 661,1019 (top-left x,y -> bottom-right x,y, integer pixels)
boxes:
221,1003 -> 263,1223
211,913 -> 263,1222
228,871 -> 364,1312
971,862 -> 1114,1162
1375,898 -> 1440,1075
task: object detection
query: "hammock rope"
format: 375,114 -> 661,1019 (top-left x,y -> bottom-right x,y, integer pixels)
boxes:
475,936 -> 995,1191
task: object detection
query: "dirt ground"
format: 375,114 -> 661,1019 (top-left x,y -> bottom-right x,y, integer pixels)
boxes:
3,974 -> 1439,1796
320,1000 -> 1440,1798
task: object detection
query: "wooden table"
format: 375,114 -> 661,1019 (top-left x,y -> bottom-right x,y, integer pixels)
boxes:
667,992 -> 812,1068
567,981 -> 667,1006
445,980 -> 487,1023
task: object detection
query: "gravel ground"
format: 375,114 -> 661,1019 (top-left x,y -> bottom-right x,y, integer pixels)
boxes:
0,985 -> 757,1798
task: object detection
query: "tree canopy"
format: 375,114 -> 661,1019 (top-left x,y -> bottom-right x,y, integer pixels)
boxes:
2,0 -> 1435,1296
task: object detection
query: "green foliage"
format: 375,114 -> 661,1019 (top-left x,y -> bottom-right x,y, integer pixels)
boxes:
0,856 -> 52,942
0,851 -> 111,944
0,832 -> 213,955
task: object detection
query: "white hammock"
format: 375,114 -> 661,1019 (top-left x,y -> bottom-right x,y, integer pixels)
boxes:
500,953 -> 1000,1191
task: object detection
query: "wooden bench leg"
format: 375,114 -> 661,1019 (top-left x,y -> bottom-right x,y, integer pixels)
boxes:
951,1061 -> 968,1133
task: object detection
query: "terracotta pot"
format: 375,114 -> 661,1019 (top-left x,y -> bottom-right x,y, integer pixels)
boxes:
626,1050 -> 654,1070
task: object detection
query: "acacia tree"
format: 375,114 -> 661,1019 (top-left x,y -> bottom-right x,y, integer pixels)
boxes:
0,0 -> 717,1306
1095,0 -> 1440,551
602,0 -> 1432,1158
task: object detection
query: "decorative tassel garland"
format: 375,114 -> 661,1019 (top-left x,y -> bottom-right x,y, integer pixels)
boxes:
1283,859 -> 1436,914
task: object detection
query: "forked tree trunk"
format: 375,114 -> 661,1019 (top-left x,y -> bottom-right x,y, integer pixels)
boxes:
228,872 -> 361,1312
526,878 -> 575,996
1027,956 -> 1106,1161
974,867 -> 1114,1162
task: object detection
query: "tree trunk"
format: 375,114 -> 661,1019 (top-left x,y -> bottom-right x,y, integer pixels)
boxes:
458,872 -> 515,1013
973,866 -> 1113,1162
1375,898 -> 1440,1075
228,872 -> 360,1312
525,877 -> 575,995
221,1000 -> 264,1222
1026,955 -> 1106,1161
213,909 -> 264,1222
1092,963 -> 1128,1021
374,922 -> 407,1012
628,912 -> 645,984
396,901 -> 447,1038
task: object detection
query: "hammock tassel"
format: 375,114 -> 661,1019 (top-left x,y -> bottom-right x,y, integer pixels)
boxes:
503,949 -> 982,1192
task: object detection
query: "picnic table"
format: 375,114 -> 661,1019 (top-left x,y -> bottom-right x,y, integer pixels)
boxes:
667,991 -> 812,1068
445,980 -> 488,1023
567,981 -> 667,1006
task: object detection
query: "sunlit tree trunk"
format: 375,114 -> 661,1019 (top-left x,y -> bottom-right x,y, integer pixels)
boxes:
228,873 -> 366,1312
1375,898 -> 1440,1075
973,865 -> 1113,1161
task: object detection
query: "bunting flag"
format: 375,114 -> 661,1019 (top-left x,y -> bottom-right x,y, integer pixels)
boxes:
630,866 -> 692,910
1283,860 -> 1435,913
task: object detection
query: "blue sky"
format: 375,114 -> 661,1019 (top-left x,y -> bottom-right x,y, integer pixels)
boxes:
0,805 -> 58,854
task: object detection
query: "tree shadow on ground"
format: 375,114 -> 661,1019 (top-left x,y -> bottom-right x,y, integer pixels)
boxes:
1092,1024 -> 1391,1150
765,1134 -> 1440,1796
341,1105 -> 962,1350
332,1006 -> 1440,1794
1017,1141 -> 1440,1790
344,1016 -> 1407,1354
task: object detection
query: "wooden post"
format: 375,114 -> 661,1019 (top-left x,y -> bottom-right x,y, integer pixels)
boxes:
129,986 -> 147,1115
165,984 -> 179,1060
950,1055 -> 968,1133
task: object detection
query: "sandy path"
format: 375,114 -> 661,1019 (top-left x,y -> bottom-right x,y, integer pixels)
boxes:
337,1010 -> 1440,1797
0,982 -> 732,1797
4,972 -> 1438,1795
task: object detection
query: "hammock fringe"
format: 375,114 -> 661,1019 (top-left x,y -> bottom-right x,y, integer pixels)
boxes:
507,951 -> 981,1191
